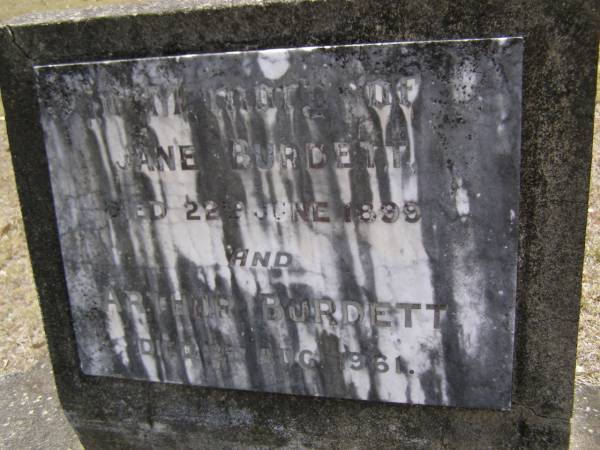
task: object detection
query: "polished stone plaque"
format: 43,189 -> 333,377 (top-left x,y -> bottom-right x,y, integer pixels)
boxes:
36,38 -> 522,409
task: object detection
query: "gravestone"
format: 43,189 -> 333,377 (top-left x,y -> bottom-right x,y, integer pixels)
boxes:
0,1 -> 597,448
35,38 -> 522,410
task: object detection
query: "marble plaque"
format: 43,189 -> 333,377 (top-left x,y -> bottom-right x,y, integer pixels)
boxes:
35,38 -> 522,409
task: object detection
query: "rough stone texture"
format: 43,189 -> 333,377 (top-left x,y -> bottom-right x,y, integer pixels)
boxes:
2,353 -> 599,450
0,355 -> 82,450
0,0 -> 598,448
571,384 -> 600,449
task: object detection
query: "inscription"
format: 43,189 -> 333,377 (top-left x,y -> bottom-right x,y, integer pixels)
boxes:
228,249 -> 293,267
126,199 -> 421,223
261,294 -> 447,329
121,141 -> 408,172
37,38 -> 522,408
105,288 -> 447,329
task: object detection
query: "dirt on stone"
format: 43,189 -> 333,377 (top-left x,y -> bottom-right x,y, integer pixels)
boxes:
0,1 -> 598,388
0,0 -> 148,375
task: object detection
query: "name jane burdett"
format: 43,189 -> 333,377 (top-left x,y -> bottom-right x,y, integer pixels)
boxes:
105,289 -> 447,330
115,141 -> 409,172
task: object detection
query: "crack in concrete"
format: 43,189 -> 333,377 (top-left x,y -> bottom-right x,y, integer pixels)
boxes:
5,25 -> 33,63
512,401 -> 569,424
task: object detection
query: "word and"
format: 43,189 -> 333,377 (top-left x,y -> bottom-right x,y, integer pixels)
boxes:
227,249 -> 293,268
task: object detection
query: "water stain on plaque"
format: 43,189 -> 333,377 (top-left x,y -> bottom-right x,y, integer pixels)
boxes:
36,38 -> 522,409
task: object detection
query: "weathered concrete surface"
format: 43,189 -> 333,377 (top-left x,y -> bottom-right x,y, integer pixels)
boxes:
0,355 -> 82,450
0,358 -> 599,449
571,384 -> 600,449
0,0 -> 598,448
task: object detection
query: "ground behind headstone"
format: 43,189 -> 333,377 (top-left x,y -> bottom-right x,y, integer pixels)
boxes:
0,355 -> 81,450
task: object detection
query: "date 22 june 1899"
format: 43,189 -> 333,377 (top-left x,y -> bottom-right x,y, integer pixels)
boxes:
117,199 -> 421,224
